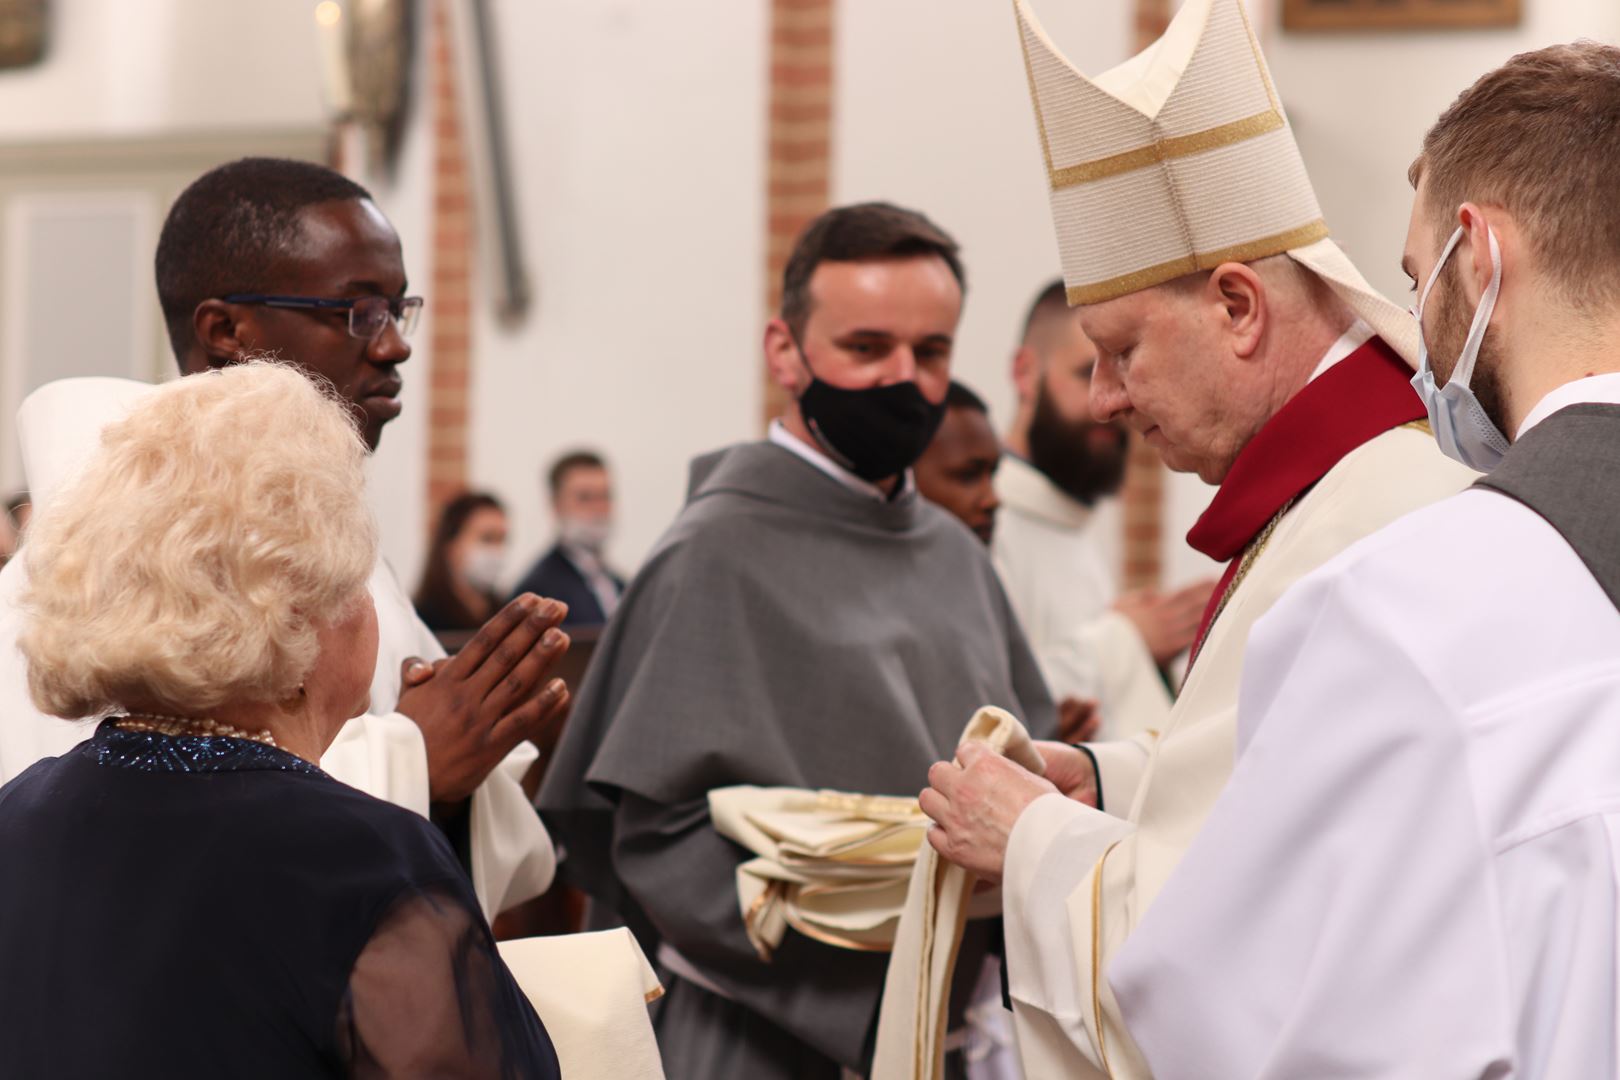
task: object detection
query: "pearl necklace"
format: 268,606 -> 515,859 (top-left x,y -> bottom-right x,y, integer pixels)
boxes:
115,713 -> 279,749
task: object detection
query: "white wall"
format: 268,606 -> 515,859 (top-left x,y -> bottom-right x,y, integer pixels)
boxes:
834,0 -> 1132,428
0,0 -> 324,137
458,0 -> 767,586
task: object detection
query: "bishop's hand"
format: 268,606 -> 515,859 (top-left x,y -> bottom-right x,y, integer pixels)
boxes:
920,742 -> 1059,885
397,593 -> 573,805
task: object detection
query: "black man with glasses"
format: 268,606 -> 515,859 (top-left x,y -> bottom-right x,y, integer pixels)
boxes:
0,158 -> 569,929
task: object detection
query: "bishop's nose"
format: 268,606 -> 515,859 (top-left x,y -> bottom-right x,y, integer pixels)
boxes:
1089,354 -> 1130,423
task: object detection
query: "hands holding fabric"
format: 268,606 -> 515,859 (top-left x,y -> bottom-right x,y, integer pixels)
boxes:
398,593 -> 573,804
920,742 -> 1058,884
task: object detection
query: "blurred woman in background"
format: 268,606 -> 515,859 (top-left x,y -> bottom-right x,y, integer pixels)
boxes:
415,491 -> 510,634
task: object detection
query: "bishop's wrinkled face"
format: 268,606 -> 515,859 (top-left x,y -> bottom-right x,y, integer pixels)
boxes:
1081,280 -> 1247,484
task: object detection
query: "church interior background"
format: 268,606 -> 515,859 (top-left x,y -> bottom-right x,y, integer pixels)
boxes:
0,0 -> 1613,596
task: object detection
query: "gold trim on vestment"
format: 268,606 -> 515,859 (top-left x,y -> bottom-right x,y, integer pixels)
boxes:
784,908 -> 895,953
1185,496 -> 1296,675
1064,220 -> 1330,306
644,986 -> 665,1004
1091,840 -> 1122,1077
1401,418 -> 1434,436
1047,108 -> 1284,188
813,790 -> 924,819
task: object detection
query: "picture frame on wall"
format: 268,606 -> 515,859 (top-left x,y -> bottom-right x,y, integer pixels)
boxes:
1282,0 -> 1523,32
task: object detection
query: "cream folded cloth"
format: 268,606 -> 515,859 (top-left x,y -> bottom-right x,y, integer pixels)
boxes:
871,707 -> 1045,1080
709,784 -> 930,959
497,928 -> 666,1080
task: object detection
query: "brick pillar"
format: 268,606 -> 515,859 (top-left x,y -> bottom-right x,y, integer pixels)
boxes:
762,0 -> 834,430
426,0 -> 473,528
1119,0 -> 1173,591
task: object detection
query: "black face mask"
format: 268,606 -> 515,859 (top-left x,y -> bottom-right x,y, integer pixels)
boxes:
796,350 -> 947,482
1026,384 -> 1130,505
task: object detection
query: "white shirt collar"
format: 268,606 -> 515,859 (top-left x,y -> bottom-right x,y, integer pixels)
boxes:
1307,319 -> 1376,383
767,419 -> 906,502
1516,373 -> 1620,439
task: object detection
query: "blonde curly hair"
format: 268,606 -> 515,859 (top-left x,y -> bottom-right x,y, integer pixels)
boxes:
20,361 -> 377,719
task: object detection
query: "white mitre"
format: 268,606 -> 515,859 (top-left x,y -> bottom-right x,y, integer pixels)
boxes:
1013,0 -> 1417,365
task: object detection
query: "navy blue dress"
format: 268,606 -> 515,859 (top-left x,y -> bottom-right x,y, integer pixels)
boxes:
0,721 -> 562,1079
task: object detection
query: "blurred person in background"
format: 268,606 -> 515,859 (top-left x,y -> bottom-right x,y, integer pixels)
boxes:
415,492 -> 511,635
0,363 -> 559,1078
996,280 -> 1214,741
511,450 -> 624,629
913,381 -> 1002,546
0,492 -> 26,568
916,383 -> 1099,743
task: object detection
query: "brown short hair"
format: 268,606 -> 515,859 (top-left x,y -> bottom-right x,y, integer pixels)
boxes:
548,449 -> 606,496
1415,42 -> 1620,308
779,202 -> 965,338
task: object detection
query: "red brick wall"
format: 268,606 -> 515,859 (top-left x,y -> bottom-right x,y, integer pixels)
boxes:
762,0 -> 834,429
426,0 -> 472,529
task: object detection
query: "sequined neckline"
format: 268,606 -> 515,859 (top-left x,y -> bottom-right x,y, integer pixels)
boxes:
90,719 -> 324,776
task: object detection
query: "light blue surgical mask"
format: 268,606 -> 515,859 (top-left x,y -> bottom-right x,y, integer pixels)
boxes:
1409,224 -> 1509,472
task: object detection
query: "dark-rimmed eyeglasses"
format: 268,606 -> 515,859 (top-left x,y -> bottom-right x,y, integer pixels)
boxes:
222,293 -> 424,340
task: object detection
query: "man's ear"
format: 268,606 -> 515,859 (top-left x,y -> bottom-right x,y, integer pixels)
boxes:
763,316 -> 806,396
1457,202 -> 1495,308
1207,262 -> 1266,360
1011,344 -> 1040,405
191,299 -> 250,370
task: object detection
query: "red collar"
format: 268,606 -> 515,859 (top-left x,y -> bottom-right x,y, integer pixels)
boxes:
1185,336 -> 1424,563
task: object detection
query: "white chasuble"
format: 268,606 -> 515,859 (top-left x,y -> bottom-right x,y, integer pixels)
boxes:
1003,421 -> 1474,1079
1112,379 -> 1620,1079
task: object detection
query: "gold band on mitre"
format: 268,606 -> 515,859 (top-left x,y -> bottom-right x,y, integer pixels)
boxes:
1064,219 -> 1330,306
1047,107 -> 1286,190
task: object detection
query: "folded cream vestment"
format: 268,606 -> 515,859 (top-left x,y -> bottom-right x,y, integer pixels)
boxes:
0,376 -> 554,919
710,706 -> 1043,1080
999,2 -> 1477,1076
499,928 -> 666,1080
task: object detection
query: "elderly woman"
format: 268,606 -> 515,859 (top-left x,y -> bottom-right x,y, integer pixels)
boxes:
0,363 -> 560,1078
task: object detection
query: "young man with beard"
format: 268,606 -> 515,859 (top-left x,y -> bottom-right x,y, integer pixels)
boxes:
0,159 -> 565,920
1083,43 -> 1620,1078
539,203 -> 1055,1079
996,280 -> 1214,740
917,3 -> 1477,1076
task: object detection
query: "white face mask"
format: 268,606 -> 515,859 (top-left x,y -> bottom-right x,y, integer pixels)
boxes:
1409,223 -> 1511,472
559,516 -> 612,554
460,544 -> 506,593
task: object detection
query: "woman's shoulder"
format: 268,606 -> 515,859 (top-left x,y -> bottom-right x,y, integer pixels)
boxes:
252,766 -> 466,884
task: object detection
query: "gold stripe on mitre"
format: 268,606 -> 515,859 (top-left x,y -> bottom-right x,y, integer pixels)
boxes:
1048,108 -> 1285,189
1064,219 -> 1331,306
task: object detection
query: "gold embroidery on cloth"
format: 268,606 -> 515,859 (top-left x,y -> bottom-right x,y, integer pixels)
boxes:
1185,496 -> 1296,674
1091,840 -> 1123,1077
1065,221 -> 1330,306
1047,109 -> 1284,188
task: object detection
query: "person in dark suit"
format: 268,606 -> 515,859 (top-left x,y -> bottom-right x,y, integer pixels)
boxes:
510,450 -> 624,628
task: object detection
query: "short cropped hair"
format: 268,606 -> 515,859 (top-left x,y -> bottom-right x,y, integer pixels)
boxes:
548,450 -> 607,497
1416,42 -> 1620,307
780,202 -> 965,338
19,362 -> 377,719
155,157 -> 374,365
945,380 -> 989,415
1020,279 -> 1069,343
